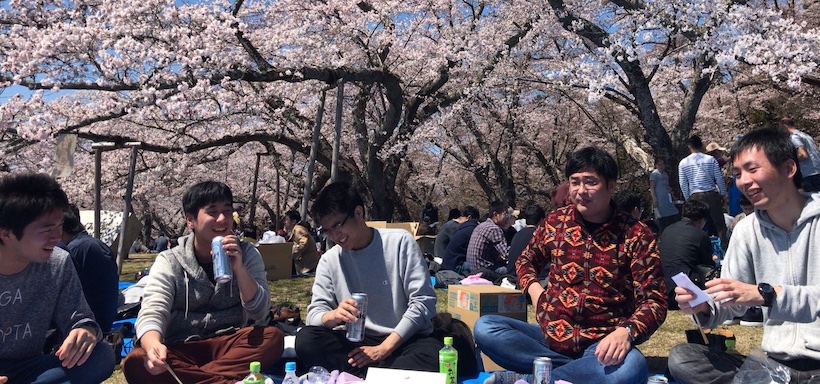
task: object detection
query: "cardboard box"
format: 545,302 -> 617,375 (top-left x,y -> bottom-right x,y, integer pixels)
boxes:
447,284 -> 528,372
256,243 -> 293,281
386,222 -> 419,236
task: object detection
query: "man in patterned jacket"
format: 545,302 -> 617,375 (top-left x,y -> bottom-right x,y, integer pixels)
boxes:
474,146 -> 667,384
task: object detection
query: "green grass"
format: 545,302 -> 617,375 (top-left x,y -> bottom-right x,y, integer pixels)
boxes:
104,255 -> 763,383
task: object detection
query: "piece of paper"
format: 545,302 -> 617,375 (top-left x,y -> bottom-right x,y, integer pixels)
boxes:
364,367 -> 446,384
671,272 -> 711,307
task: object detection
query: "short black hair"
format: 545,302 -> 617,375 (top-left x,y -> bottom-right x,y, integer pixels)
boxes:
522,204 -> 546,226
311,182 -> 364,222
182,181 -> 233,216
0,173 -> 69,241
615,190 -> 642,213
462,205 -> 479,220
687,135 -> 704,151
729,127 -> 801,189
447,208 -> 461,220
62,203 -> 86,235
489,201 -> 508,216
284,210 -> 301,222
681,199 -> 710,221
565,146 -> 619,182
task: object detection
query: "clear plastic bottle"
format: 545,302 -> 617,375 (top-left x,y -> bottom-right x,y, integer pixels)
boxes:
282,361 -> 299,384
439,336 -> 458,384
243,361 -> 265,384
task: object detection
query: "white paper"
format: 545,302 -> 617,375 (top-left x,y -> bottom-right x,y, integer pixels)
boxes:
364,367 -> 446,384
671,272 -> 711,307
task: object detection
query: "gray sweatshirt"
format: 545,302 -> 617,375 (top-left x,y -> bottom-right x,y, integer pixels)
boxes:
307,228 -> 436,339
698,193 -> 820,361
136,234 -> 270,343
0,248 -> 101,360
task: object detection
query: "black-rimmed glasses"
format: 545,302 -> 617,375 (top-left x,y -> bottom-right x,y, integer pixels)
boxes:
318,214 -> 350,236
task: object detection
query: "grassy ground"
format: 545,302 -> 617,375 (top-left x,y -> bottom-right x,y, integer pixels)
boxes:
104,255 -> 763,383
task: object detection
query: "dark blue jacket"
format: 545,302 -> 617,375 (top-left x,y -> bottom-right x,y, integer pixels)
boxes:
441,219 -> 478,270
60,231 -> 119,333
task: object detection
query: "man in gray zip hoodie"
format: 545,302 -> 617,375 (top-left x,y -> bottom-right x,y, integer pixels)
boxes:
669,127 -> 820,384
123,181 -> 283,383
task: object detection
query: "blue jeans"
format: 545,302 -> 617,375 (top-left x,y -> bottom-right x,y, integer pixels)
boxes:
0,341 -> 115,384
474,315 -> 648,384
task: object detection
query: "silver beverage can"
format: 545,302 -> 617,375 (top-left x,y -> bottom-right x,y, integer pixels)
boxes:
346,293 -> 368,342
210,236 -> 232,283
533,356 -> 552,384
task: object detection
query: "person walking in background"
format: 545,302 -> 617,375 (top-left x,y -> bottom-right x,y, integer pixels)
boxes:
59,204 -> 119,334
650,157 -> 680,233
295,182 -> 440,376
678,134 -> 728,248
668,127 -> 820,383
0,173 -> 115,383
283,210 -> 320,276
123,181 -> 283,383
780,117 -> 820,192
474,147 -> 667,384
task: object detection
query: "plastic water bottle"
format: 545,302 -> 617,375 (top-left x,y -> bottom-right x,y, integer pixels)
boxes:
243,361 -> 265,384
439,336 -> 458,384
282,361 -> 299,384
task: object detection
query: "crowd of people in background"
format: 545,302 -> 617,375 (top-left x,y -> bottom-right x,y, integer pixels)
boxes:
2,118 -> 820,383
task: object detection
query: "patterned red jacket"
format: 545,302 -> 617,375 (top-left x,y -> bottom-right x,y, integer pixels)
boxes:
516,203 -> 667,357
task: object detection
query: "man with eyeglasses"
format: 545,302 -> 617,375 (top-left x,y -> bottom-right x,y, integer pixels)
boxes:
295,182 -> 441,376
474,146 -> 667,384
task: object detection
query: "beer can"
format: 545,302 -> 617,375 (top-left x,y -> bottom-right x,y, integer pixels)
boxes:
346,293 -> 368,342
533,356 -> 552,384
211,236 -> 232,284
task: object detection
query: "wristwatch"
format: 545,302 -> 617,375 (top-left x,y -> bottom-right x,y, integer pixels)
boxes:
758,283 -> 776,307
622,324 -> 638,343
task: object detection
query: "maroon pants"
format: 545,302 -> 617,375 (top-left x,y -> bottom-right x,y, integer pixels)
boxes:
122,326 -> 284,384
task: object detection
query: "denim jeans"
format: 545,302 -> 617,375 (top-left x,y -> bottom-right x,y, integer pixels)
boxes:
0,341 -> 115,384
474,315 -> 648,384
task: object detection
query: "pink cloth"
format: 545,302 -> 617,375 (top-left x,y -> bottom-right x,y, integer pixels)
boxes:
459,272 -> 493,285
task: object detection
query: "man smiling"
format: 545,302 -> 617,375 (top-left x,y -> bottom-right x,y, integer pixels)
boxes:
123,181 -> 283,383
295,182 -> 441,376
0,173 -> 114,383
474,147 -> 667,384
669,127 -> 820,384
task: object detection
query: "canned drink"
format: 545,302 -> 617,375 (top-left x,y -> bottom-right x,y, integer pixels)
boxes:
346,293 -> 368,342
647,374 -> 669,383
211,236 -> 232,284
532,357 -> 552,384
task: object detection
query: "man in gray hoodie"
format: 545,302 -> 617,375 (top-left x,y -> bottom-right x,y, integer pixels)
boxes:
669,127 -> 820,384
0,173 -> 114,383
123,181 -> 283,383
295,182 -> 441,376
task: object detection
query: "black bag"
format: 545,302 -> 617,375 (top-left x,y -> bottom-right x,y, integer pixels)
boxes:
430,312 -> 479,378
434,270 -> 464,288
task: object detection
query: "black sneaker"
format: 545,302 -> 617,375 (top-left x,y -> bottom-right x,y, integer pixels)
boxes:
739,306 -> 764,326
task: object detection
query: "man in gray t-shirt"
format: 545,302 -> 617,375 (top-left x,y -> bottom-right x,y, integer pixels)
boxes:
781,117 -> 820,192
0,173 -> 114,383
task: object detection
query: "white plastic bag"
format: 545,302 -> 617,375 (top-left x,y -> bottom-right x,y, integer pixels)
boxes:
732,349 -> 790,384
